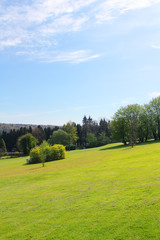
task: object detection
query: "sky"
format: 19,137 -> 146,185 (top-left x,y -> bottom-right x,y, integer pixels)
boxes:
1,0 -> 160,126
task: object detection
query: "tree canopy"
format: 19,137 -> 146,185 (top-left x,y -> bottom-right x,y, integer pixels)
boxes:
17,133 -> 38,155
48,129 -> 71,146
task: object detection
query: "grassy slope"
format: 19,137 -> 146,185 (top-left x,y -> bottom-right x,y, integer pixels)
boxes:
1,142 -> 160,240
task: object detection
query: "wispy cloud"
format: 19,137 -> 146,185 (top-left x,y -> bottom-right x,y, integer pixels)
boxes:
0,0 -> 160,62
152,44 -> 160,49
17,49 -> 102,63
95,0 -> 160,23
148,92 -> 160,98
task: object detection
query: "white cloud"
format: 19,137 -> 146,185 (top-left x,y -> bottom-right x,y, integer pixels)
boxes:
40,15 -> 88,36
0,38 -> 21,49
52,50 -> 101,63
96,0 -> 160,23
148,92 -> 160,98
0,1 -> 92,46
0,0 -> 160,62
152,44 -> 160,49
17,49 -> 101,63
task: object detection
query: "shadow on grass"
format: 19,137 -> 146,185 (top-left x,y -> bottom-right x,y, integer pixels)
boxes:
22,158 -> 65,167
22,162 -> 46,170
100,144 -> 128,151
100,140 -> 160,151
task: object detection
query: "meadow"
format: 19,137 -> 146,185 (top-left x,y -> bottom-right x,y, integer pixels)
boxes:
1,141 -> 160,240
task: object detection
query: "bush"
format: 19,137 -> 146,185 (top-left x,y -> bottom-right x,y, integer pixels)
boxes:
29,147 -> 41,163
28,144 -> 66,164
50,144 -> 66,160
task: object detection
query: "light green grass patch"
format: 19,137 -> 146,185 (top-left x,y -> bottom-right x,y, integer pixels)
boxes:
1,142 -> 160,239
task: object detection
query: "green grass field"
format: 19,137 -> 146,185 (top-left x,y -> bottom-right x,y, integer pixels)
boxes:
1,141 -> 160,240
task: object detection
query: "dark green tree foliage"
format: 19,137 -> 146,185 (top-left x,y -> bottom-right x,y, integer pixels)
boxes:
137,106 -> 151,142
86,133 -> 97,148
76,124 -> 83,147
1,125 -> 59,152
32,126 -> 45,144
0,138 -> 7,156
44,127 -> 53,140
98,132 -> 110,146
2,127 -> 31,151
77,116 -> 111,148
17,133 -> 38,155
99,119 -> 111,137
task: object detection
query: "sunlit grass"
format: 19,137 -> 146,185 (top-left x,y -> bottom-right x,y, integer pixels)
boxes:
1,141 -> 160,239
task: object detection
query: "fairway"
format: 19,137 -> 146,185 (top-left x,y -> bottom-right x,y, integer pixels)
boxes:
1,142 -> 160,240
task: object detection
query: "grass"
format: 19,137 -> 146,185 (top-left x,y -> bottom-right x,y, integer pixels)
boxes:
1,141 -> 160,239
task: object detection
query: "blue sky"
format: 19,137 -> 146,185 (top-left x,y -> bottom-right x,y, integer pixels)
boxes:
1,0 -> 160,125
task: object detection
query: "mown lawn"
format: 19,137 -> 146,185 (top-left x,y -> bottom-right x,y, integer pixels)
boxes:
1,141 -> 160,240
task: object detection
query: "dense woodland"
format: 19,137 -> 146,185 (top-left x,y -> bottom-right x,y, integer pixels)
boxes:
1,96 -> 160,154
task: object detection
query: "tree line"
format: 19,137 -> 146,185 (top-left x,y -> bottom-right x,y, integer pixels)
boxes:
0,117 -> 111,153
1,96 -> 160,154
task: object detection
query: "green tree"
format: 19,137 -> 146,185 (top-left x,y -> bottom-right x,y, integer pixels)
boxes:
86,133 -> 97,148
148,96 -> 160,140
111,104 -> 141,145
39,141 -> 49,167
137,106 -> 151,142
17,133 -> 38,155
63,122 -> 78,145
48,129 -> 71,146
126,105 -> 141,146
0,138 -> 7,156
98,132 -> 110,146
32,126 -> 45,144
111,107 -> 129,145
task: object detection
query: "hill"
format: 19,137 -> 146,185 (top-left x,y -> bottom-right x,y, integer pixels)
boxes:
1,141 -> 160,239
0,123 -> 58,133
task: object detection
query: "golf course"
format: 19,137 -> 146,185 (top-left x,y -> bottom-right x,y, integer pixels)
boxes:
1,141 -> 160,240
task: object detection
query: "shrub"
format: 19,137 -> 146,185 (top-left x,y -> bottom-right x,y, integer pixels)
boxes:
50,144 -> 66,160
39,141 -> 50,167
29,147 -> 41,164
28,144 -> 66,164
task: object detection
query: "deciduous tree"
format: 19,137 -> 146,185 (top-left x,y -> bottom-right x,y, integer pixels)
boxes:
17,133 -> 38,155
